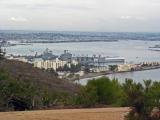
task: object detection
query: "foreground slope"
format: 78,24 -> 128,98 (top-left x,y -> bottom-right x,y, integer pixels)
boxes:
0,59 -> 78,93
0,108 -> 129,120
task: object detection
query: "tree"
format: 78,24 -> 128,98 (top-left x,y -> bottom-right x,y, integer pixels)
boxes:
124,80 -> 160,120
109,65 -> 118,71
75,77 -> 124,107
87,77 -> 123,105
0,47 -> 5,59
75,86 -> 98,107
0,69 -> 37,111
144,80 -> 152,92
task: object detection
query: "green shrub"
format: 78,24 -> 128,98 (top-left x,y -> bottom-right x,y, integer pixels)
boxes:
75,77 -> 124,107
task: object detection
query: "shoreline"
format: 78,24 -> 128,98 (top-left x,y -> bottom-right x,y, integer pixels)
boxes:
22,40 -> 118,44
76,66 -> 160,81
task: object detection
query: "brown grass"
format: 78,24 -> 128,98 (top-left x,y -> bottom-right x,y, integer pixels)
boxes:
0,59 -> 78,93
0,107 -> 129,120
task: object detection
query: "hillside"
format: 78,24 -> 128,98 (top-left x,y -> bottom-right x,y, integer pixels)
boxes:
0,59 -> 78,93
0,59 -> 79,111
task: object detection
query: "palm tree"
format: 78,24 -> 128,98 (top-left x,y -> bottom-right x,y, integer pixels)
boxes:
143,80 -> 152,92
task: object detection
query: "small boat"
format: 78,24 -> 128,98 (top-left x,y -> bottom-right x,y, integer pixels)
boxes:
149,44 -> 160,48
149,48 -> 160,51
149,44 -> 160,51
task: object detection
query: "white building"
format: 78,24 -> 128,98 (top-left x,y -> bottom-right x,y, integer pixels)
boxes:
117,64 -> 136,72
90,66 -> 109,73
6,56 -> 28,63
33,58 -> 67,71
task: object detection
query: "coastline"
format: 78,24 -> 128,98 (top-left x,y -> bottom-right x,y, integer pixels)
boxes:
22,40 -> 118,44
75,66 -> 160,82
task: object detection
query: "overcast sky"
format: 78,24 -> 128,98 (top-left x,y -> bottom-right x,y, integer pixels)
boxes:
0,0 -> 160,32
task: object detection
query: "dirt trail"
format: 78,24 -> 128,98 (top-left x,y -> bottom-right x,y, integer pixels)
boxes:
0,107 -> 129,120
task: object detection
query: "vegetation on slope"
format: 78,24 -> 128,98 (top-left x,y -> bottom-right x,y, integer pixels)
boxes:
75,78 -> 160,120
1,57 -> 160,120
0,59 -> 78,111
124,79 -> 160,120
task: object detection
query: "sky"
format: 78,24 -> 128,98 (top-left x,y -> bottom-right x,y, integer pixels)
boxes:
0,0 -> 160,32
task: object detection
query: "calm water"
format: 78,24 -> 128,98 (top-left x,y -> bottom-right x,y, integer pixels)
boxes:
6,40 -> 160,63
5,40 -> 160,83
77,69 -> 160,85
108,69 -> 160,83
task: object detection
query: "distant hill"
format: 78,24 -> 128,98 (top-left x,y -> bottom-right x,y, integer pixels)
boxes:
1,31 -> 160,41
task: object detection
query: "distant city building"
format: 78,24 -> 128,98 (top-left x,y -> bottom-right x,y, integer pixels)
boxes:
60,50 -> 72,62
5,49 -> 125,73
0,40 -> 11,47
90,66 -> 109,73
117,64 -> 139,72
6,56 -> 28,63
74,56 -> 125,66
37,48 -> 58,60
33,58 -> 67,71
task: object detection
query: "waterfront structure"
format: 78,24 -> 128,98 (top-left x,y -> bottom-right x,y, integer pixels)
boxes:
6,56 -> 28,63
74,56 -> 125,66
74,55 -> 125,72
0,40 -> 11,47
36,48 -> 58,60
90,66 -> 109,73
59,50 -> 72,62
33,58 -> 67,71
117,64 -> 141,72
5,49 -> 125,73
117,64 -> 132,72
149,44 -> 160,51
6,48 -> 58,63
67,59 -> 79,68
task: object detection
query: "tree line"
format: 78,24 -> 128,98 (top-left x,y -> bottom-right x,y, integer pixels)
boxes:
75,77 -> 160,120
1,67 -> 160,119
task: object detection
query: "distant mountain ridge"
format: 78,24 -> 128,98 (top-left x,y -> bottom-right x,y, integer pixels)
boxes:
0,31 -> 160,41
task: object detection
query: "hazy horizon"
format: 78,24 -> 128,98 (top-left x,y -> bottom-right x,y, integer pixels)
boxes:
1,0 -> 160,32
1,30 -> 160,33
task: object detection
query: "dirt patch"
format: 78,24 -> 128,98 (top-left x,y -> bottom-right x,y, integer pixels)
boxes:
0,107 -> 129,120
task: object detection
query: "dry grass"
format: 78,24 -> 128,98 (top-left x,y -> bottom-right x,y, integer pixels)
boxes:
0,107 -> 129,120
0,59 -> 78,93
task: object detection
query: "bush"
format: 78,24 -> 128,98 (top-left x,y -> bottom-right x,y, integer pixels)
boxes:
0,71 -> 37,111
75,77 -> 124,107
0,68 -> 77,111
75,86 -> 98,107
124,79 -> 160,120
